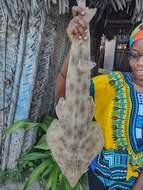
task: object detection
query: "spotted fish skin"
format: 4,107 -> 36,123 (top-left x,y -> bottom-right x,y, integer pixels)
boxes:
47,0 -> 104,187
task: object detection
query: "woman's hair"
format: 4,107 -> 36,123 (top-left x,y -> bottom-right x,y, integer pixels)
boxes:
127,21 -> 143,48
117,22 -> 143,72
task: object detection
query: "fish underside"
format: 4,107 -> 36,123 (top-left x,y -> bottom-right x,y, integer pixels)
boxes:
47,0 -> 104,187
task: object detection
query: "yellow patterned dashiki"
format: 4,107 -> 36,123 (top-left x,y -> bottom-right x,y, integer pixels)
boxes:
89,71 -> 143,189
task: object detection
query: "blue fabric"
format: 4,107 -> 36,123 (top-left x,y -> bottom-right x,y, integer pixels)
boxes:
124,73 -> 143,154
89,72 -> 143,190
89,150 -> 136,189
90,80 -> 94,98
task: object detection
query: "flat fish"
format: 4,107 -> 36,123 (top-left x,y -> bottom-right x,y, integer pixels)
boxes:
46,0 -> 104,187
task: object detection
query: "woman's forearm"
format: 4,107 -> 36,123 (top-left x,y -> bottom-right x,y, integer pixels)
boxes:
132,171 -> 143,190
55,52 -> 70,97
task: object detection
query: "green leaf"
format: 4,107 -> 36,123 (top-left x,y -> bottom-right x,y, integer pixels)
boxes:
40,114 -> 54,132
0,171 -> 6,184
41,162 -> 54,178
59,175 -> 82,190
59,175 -> 70,190
65,180 -> 72,190
63,175 -> 71,190
34,143 -> 49,150
22,160 -> 49,190
20,152 -> 49,162
6,120 -> 40,134
36,134 -> 47,145
50,167 -> 60,190
46,164 -> 60,190
59,173 -> 63,183
79,172 -> 88,186
73,183 -> 81,190
39,123 -> 49,133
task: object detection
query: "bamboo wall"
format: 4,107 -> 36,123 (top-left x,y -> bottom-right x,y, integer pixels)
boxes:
0,2 -> 70,170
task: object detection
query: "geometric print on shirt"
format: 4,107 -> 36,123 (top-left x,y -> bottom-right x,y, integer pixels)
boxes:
90,149 -> 136,189
89,71 -> 143,189
122,72 -> 143,169
109,72 -> 143,170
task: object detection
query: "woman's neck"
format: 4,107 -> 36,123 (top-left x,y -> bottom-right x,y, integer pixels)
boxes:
132,74 -> 143,92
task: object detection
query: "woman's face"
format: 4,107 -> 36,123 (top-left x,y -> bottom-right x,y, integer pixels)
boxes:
128,39 -> 143,81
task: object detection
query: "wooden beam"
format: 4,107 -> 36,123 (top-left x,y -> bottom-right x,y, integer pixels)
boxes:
103,37 -> 117,71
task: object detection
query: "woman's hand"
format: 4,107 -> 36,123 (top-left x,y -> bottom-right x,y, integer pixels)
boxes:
132,171 -> 143,190
66,6 -> 88,42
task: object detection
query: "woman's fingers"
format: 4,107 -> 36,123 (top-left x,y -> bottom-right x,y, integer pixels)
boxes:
66,5 -> 88,42
67,21 -> 81,41
73,17 -> 88,38
72,6 -> 86,17
75,16 -> 87,30
67,14 -> 88,41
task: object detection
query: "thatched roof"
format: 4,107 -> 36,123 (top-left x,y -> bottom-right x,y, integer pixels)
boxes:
92,0 -> 143,23
0,0 -> 143,23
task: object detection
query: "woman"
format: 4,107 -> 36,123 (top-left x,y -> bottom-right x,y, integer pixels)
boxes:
56,6 -> 143,190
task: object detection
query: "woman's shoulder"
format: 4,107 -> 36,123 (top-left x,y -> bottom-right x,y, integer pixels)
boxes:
91,71 -> 130,92
92,71 -> 125,84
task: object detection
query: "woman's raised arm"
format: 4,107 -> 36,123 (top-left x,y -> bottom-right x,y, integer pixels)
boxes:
55,6 -> 88,97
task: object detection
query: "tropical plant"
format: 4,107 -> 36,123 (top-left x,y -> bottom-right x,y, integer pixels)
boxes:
6,114 -> 87,190
0,168 -> 22,186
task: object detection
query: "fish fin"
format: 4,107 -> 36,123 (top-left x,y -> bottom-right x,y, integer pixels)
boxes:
77,0 -> 97,23
85,8 -> 97,23
55,97 -> 65,120
77,59 -> 96,72
87,96 -> 95,120
79,121 -> 104,161
77,0 -> 86,7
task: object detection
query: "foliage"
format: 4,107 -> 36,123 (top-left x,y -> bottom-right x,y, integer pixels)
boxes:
0,168 -> 22,186
6,114 -> 87,190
